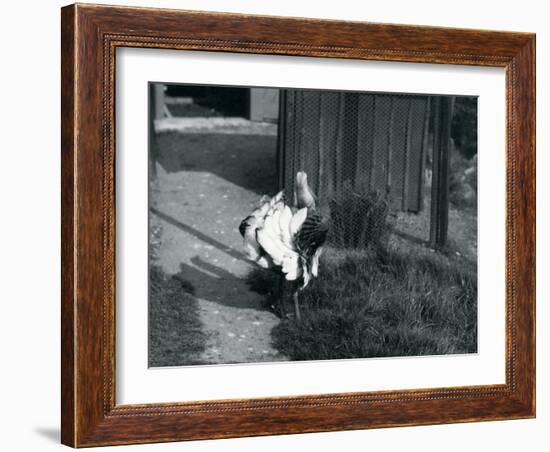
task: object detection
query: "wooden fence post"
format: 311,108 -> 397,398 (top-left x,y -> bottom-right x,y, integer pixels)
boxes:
148,84 -> 166,179
277,89 -> 287,191
148,83 -> 157,179
429,96 -> 454,248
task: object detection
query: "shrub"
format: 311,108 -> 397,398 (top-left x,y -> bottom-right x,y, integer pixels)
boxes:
449,149 -> 477,210
328,190 -> 391,251
451,96 -> 478,159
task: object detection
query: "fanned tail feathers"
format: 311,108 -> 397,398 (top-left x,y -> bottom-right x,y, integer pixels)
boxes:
239,173 -> 327,289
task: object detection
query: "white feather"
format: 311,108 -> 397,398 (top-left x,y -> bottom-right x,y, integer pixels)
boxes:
256,217 -> 284,265
290,207 -> 308,237
269,206 -> 282,238
282,255 -> 301,280
311,247 -> 323,277
256,254 -> 274,269
269,191 -> 284,207
253,200 -> 270,219
256,224 -> 297,267
301,261 -> 311,287
278,205 -> 294,248
242,219 -> 263,260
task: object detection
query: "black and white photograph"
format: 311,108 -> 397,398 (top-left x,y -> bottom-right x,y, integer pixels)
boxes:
148,83 -> 478,367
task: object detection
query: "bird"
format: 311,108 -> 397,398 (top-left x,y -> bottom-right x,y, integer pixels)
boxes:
239,172 -> 328,319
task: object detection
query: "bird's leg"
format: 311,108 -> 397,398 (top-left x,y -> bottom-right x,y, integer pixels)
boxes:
278,276 -> 287,319
293,290 -> 301,321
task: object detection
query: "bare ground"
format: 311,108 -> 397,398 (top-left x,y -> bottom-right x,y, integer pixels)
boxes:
391,198 -> 477,263
149,128 -> 287,366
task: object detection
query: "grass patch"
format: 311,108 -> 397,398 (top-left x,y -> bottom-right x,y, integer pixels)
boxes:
268,246 -> 477,361
148,266 -> 207,367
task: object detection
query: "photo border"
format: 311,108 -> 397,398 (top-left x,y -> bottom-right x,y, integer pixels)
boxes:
61,3 -> 535,447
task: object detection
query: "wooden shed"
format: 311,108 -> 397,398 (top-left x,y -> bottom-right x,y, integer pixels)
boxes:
278,90 -> 432,213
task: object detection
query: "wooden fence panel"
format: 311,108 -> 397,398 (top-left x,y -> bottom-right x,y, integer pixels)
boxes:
355,95 -> 375,193
281,90 -> 432,214
406,97 -> 431,211
388,96 -> 409,206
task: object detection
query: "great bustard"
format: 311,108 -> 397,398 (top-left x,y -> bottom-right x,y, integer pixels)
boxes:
239,172 -> 328,319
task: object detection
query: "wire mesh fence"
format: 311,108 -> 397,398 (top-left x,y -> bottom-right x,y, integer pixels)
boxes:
280,89 -> 437,248
150,84 -> 477,252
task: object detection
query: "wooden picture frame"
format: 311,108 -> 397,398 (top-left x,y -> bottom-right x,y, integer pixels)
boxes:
61,3 -> 535,447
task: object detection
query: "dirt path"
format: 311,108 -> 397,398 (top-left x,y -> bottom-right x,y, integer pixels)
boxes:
151,127 -> 287,365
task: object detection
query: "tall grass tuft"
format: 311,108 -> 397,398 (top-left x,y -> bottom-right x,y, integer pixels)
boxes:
328,189 -> 391,251
149,266 -> 207,366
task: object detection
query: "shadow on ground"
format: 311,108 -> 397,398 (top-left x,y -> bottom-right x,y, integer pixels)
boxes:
175,257 -> 273,310
150,207 -> 249,264
148,265 -> 208,367
152,132 -> 277,195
